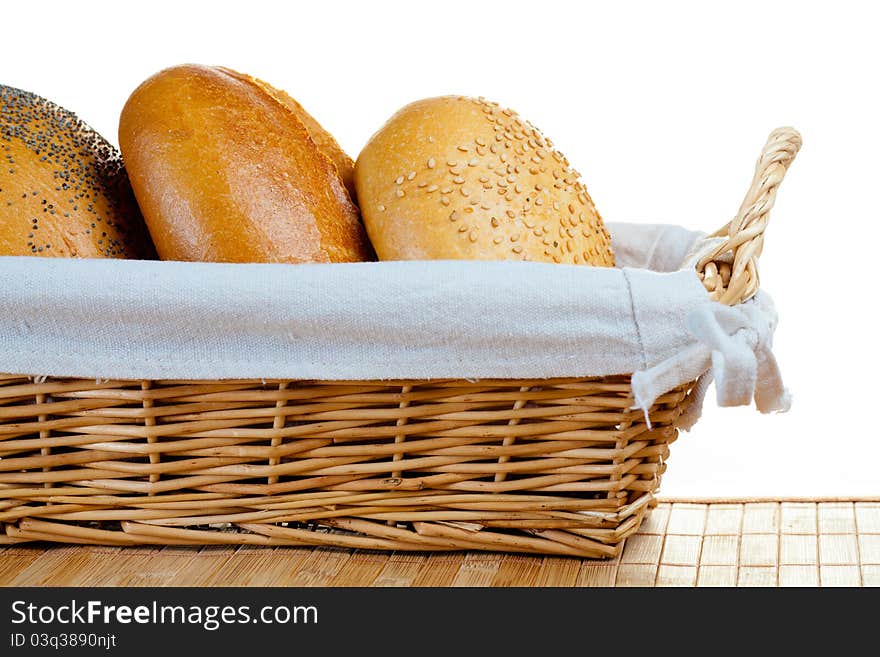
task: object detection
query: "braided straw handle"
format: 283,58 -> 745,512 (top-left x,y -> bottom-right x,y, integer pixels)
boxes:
697,127 -> 802,305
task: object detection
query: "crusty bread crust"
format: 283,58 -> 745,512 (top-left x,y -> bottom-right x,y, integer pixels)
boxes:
119,64 -> 372,263
220,68 -> 358,204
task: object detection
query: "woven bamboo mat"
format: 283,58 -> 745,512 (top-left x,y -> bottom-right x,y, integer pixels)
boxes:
1,501 -> 879,586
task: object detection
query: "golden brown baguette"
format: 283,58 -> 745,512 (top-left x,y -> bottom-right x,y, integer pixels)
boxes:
119,64 -> 372,263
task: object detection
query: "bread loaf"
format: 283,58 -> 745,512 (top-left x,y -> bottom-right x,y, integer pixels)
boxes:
0,85 -> 154,258
119,64 -> 372,263
354,96 -> 614,266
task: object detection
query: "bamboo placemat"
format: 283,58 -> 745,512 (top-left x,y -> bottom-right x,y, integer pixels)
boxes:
1,501 -> 878,586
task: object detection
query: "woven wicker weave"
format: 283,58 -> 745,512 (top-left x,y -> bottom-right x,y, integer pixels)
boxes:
0,128 -> 801,557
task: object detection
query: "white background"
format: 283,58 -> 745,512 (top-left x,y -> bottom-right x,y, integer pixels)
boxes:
2,0 -> 877,498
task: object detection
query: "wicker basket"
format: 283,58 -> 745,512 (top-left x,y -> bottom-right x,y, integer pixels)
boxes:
0,128 -> 801,558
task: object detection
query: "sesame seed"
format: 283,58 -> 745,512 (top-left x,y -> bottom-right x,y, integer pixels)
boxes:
407,171 -> 416,181
427,158 -> 436,169
378,204 -> 386,212
396,189 -> 405,198
395,176 -> 404,185
427,184 -> 439,192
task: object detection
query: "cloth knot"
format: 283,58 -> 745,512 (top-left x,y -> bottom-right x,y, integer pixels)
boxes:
631,290 -> 791,430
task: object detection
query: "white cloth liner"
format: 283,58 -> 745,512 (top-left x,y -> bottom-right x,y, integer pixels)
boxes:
0,222 -> 790,428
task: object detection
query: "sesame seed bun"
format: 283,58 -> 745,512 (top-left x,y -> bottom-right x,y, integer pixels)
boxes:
119,64 -> 373,263
0,85 -> 155,259
354,95 -> 614,266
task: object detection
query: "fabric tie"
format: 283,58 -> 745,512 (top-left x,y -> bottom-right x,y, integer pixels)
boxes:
631,290 -> 791,429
